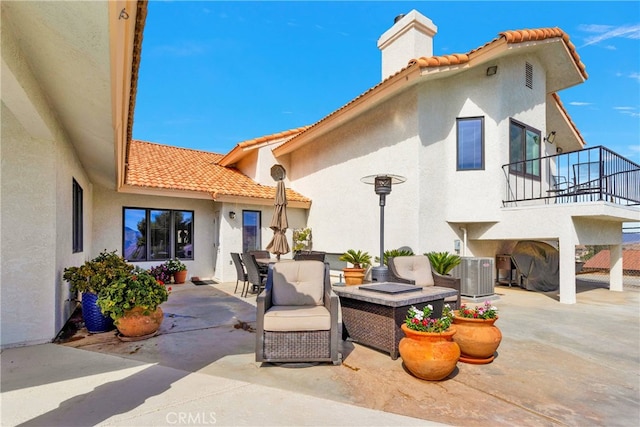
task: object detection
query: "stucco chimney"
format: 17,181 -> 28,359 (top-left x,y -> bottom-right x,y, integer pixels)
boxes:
377,10 -> 438,80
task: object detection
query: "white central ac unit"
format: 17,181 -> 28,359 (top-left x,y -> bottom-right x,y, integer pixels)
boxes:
450,257 -> 495,298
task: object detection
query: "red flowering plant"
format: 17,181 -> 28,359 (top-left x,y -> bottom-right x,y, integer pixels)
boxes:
457,301 -> 498,319
405,304 -> 453,333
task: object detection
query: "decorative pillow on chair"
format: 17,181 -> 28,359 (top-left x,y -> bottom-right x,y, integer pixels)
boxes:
271,261 -> 325,306
393,256 -> 435,286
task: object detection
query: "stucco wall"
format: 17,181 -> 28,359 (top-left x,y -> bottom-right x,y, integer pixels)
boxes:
216,203 -> 307,283
287,89 -> 420,257
1,96 -> 90,348
1,17 -> 93,347
92,186 -> 219,281
1,106 -> 57,347
276,53 -> 579,262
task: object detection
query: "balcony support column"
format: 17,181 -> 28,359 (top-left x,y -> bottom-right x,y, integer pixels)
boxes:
609,244 -> 623,292
558,231 -> 577,304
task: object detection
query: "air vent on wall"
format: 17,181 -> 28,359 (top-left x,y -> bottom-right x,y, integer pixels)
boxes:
525,62 -> 533,89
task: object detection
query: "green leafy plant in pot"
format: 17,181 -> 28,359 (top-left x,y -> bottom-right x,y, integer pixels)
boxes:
425,251 -> 461,275
63,250 -> 133,333
339,249 -> 372,285
97,267 -> 170,337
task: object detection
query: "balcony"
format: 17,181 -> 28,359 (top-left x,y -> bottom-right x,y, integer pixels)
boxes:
502,146 -> 640,207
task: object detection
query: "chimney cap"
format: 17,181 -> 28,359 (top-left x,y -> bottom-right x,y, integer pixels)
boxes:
394,14 -> 405,24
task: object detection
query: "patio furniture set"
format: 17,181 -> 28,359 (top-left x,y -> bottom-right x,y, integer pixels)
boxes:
233,253 -> 461,365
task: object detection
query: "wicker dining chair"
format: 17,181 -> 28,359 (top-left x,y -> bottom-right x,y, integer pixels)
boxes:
256,260 -> 341,365
231,252 -> 248,295
242,252 -> 267,297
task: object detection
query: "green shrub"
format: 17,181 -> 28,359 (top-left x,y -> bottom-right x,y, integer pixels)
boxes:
425,251 -> 461,275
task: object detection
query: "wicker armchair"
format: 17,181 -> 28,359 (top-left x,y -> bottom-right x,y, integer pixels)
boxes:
388,255 -> 461,309
256,260 -> 341,365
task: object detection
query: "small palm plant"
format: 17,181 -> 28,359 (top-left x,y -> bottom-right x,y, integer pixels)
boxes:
339,249 -> 372,269
375,248 -> 415,266
425,251 -> 461,275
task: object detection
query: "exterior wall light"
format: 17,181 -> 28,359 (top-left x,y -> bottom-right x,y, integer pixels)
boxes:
544,131 -> 556,144
229,211 -> 236,220
486,66 -> 498,76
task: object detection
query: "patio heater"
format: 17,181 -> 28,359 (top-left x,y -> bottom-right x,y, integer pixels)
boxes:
361,174 -> 406,282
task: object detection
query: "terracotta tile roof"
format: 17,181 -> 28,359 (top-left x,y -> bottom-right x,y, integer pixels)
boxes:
275,27 -> 586,156
236,126 -> 311,150
583,250 -> 640,272
218,126 -> 310,167
126,140 -> 311,204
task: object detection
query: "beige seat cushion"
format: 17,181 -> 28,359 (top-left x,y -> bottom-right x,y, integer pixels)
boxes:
393,256 -> 434,286
272,261 -> 325,306
263,306 -> 331,331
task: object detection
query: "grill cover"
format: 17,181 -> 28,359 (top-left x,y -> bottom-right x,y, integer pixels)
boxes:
511,241 -> 559,292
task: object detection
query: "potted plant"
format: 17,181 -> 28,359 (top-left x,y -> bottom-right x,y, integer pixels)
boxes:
425,251 -> 461,275
63,250 -> 133,333
375,248 -> 414,266
339,249 -> 372,285
399,304 -> 460,381
165,258 -> 187,284
148,263 -> 171,284
292,227 -> 312,253
452,301 -> 502,364
97,267 -> 170,338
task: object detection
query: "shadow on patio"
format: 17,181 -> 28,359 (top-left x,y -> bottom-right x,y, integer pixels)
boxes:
3,278 -> 639,426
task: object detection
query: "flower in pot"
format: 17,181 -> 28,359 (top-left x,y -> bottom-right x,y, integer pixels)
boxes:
452,301 -> 502,364
63,250 -> 134,333
165,258 -> 187,284
97,268 -> 170,338
425,251 -> 461,275
148,263 -> 171,284
399,304 -> 460,381
339,249 -> 372,285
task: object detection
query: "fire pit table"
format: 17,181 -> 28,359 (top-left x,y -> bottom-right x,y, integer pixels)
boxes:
333,282 -> 458,359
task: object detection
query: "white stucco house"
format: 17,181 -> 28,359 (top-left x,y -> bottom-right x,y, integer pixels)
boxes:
1,2 -> 638,349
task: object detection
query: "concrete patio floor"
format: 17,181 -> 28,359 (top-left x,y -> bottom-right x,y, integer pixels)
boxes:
2,275 -> 639,426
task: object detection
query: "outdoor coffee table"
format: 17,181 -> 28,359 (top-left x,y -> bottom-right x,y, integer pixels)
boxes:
333,282 -> 458,360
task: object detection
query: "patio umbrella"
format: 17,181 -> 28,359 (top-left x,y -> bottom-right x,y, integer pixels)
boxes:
266,179 -> 289,260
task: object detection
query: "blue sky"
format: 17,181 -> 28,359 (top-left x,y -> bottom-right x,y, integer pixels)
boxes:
133,1 -> 639,162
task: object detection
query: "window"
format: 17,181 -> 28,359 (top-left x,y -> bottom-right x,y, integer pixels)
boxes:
509,119 -> 541,178
457,117 -> 484,170
72,179 -> 83,253
123,207 -> 194,261
242,210 -> 261,253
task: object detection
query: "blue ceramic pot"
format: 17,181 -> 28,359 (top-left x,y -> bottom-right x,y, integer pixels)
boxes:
81,292 -> 114,333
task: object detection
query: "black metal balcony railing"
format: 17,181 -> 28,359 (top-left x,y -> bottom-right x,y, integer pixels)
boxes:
502,146 -> 640,207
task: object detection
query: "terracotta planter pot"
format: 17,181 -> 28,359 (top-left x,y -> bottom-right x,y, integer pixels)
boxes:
399,323 -> 460,381
343,268 -> 365,285
173,270 -> 188,284
452,312 -> 502,364
115,306 -> 164,337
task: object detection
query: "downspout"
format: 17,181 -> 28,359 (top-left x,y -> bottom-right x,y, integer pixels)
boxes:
459,227 -> 468,257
